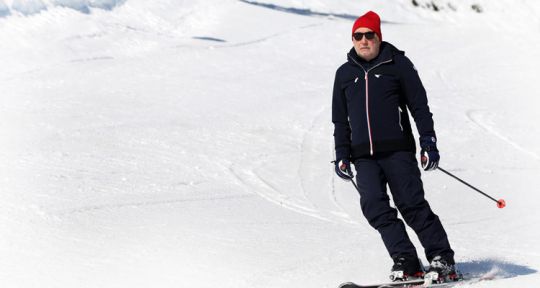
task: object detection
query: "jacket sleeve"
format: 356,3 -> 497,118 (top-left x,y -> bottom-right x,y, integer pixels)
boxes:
332,68 -> 352,160
398,56 -> 436,138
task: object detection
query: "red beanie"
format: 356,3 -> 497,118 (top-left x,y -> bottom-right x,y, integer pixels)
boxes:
351,11 -> 382,41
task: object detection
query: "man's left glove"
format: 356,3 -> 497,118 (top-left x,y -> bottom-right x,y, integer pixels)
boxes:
334,159 -> 354,180
420,136 -> 440,171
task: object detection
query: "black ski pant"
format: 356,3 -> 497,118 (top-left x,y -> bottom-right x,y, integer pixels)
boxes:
353,151 -> 454,263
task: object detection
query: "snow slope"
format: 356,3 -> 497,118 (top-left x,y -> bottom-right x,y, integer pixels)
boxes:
1,0 -> 539,287
0,0 -> 125,16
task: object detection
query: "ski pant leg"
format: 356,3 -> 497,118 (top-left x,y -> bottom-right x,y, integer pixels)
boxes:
353,157 -> 417,259
379,151 -> 455,262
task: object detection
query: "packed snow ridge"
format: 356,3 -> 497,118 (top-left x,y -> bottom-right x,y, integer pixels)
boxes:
0,0 -> 124,16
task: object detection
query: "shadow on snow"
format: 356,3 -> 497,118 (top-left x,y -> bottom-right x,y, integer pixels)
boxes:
457,259 -> 537,279
238,0 -> 398,23
192,36 -> 227,43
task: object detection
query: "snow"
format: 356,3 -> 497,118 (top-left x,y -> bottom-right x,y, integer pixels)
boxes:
1,0 -> 539,287
1,0 -> 123,15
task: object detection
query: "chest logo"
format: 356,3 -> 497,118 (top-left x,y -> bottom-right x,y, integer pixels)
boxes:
375,74 -> 382,78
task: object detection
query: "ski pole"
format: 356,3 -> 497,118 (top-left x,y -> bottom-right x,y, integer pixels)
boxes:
437,166 -> 506,209
350,177 -> 360,192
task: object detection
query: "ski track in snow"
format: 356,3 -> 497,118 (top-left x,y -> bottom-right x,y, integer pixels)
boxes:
467,110 -> 540,161
297,106 -> 326,208
298,105 -> 361,225
225,98 -> 361,226
229,165 -> 338,224
55,194 -> 255,216
227,103 -> 362,227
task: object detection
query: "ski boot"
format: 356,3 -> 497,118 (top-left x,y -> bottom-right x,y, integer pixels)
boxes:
424,255 -> 461,283
389,255 -> 424,281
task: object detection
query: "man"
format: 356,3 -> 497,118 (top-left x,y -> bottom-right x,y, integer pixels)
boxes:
332,11 -> 457,282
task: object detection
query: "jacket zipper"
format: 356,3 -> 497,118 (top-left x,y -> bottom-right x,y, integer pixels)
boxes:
364,71 -> 372,155
349,56 -> 392,155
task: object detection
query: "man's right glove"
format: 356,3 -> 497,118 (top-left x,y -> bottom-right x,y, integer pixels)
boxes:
420,135 -> 440,171
334,159 -> 354,180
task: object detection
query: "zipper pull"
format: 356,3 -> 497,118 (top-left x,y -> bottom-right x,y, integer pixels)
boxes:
364,71 -> 368,80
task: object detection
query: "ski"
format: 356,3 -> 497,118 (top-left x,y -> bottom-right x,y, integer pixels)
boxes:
339,272 -> 496,288
338,280 -> 464,288
338,279 -> 424,288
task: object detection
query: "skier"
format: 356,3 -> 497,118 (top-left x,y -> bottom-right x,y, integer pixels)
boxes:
332,11 -> 457,282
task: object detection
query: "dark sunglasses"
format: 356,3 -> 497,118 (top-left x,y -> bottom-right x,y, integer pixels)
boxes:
353,31 -> 376,41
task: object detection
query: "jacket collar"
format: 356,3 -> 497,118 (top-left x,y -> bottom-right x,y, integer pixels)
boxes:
347,41 -> 404,68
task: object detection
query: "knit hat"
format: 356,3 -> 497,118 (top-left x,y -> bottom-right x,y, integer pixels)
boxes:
351,11 -> 382,41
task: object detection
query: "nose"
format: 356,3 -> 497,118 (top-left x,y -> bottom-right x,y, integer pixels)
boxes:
359,36 -> 369,44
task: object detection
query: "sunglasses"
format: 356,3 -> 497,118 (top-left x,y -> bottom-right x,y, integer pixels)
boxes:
353,31 -> 376,41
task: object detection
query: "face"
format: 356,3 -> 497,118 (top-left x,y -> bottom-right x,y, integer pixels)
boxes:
352,27 -> 381,61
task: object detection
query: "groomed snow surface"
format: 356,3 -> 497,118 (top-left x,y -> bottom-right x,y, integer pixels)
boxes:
1,0 -> 540,287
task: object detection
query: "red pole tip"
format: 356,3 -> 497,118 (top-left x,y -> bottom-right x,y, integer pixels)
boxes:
497,199 -> 506,209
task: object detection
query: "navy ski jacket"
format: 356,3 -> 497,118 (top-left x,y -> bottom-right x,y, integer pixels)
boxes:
332,42 -> 436,161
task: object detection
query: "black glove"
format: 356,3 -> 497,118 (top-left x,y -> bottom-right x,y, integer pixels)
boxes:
334,159 -> 354,180
420,136 -> 440,171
